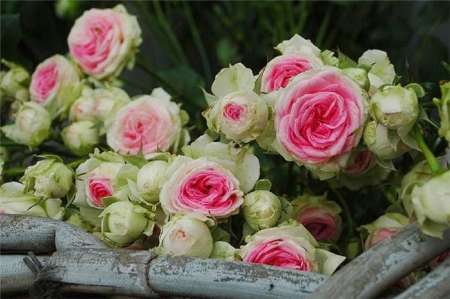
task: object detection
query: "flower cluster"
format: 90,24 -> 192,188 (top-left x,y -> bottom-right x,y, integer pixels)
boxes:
1,3 -> 449,282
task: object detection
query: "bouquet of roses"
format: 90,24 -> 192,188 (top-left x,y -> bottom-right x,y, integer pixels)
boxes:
1,3 -> 449,290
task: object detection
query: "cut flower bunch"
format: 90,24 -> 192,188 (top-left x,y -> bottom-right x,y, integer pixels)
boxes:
1,3 -> 449,289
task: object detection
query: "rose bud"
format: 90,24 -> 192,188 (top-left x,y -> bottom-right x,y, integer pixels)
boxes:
369,85 -> 419,131
204,89 -> 269,143
99,200 -> 154,247
399,157 -> 448,220
209,241 -> 237,261
363,121 -> 412,160
1,102 -> 51,148
93,86 -> 131,123
62,120 -> 100,156
411,170 -> 450,238
136,160 -> 169,203
211,63 -> 255,98
68,4 -> 142,80
1,60 -> 30,102
358,49 -> 396,94
69,88 -> 96,122
290,194 -> 342,242
361,213 -> 410,250
29,54 -> 82,119
242,190 -> 281,231
0,182 -> 64,219
238,222 -> 345,275
433,81 -> 450,143
20,156 -> 73,199
155,213 -> 213,258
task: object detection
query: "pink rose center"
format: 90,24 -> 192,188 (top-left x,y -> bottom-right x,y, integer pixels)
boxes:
119,107 -> 173,155
223,103 -> 245,121
344,150 -> 375,175
176,167 -> 240,217
297,208 -> 339,241
31,62 -> 59,104
244,239 -> 311,271
88,175 -> 112,207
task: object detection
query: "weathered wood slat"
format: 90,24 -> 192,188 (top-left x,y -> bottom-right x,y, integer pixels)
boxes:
307,222 -> 450,299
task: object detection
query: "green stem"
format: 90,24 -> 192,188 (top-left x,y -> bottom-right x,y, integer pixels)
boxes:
3,166 -> 27,178
414,124 -> 441,173
330,187 -> 354,237
182,2 -> 212,84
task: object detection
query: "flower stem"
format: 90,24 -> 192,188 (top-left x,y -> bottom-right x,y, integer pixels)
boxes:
413,124 -> 441,173
330,187 -> 354,237
3,166 -> 27,178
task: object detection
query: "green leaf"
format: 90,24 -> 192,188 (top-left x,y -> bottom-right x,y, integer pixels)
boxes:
387,129 -> 401,150
201,87 -> 218,106
405,83 -> 426,98
122,154 -> 148,168
254,179 -> 272,191
375,156 -> 396,171
211,225 -> 231,243
277,196 -> 294,224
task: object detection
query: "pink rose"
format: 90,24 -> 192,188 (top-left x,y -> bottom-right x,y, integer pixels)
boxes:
343,150 -> 375,175
361,213 -> 410,250
29,55 -> 81,118
238,224 -> 346,274
73,150 -> 138,209
274,67 -> 366,176
296,207 -> 341,241
160,156 -> 244,219
290,194 -> 342,241
106,91 -> 188,156
261,54 -> 323,93
242,237 -> 313,271
87,175 -> 113,207
67,4 -> 141,80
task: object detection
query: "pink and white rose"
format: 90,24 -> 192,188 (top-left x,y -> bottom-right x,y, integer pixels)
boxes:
67,4 -> 142,80
106,89 -> 189,157
159,156 -> 244,219
290,194 -> 342,241
204,89 -> 269,142
260,54 -> 323,94
74,150 -> 138,209
29,54 -> 81,118
360,213 -> 410,250
264,67 -> 367,178
238,222 -> 345,274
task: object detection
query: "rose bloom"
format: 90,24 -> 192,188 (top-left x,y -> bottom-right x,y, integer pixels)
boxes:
106,92 -> 188,156
273,67 -> 367,177
67,4 -> 142,80
291,194 -> 342,242
204,90 -> 269,142
74,151 -> 137,209
361,213 -> 410,250
260,54 -> 323,94
238,223 -> 345,275
156,213 -> 213,258
29,54 -> 81,118
159,156 -> 244,219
